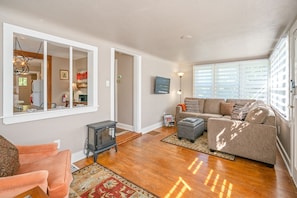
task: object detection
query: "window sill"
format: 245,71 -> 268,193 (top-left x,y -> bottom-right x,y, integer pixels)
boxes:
3,106 -> 98,124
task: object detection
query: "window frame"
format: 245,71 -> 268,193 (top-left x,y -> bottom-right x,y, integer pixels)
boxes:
3,23 -> 98,124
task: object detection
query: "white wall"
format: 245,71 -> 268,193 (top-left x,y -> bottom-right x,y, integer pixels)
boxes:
0,8 -> 179,159
178,63 -> 194,101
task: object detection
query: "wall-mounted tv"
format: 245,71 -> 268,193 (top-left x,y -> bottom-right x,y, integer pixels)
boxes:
154,76 -> 170,94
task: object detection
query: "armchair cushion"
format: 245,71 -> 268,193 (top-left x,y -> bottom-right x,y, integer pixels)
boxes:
0,141 -> 72,198
17,149 -> 73,198
0,135 -> 20,177
17,143 -> 58,164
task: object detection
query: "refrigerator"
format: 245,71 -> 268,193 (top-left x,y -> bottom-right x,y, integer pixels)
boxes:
32,80 -> 44,107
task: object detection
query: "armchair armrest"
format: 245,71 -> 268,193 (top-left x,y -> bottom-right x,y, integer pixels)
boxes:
17,143 -> 58,164
0,170 -> 48,197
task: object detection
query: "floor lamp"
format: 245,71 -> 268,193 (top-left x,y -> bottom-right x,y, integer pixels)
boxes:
177,72 -> 184,103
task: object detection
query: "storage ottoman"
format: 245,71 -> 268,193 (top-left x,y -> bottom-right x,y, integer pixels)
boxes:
177,117 -> 204,142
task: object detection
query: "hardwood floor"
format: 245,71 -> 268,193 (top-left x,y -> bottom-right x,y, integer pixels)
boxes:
74,127 -> 297,198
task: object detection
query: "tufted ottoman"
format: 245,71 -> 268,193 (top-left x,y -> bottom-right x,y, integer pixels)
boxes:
177,117 -> 204,143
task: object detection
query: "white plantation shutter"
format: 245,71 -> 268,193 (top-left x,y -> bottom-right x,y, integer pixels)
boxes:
214,63 -> 239,99
270,36 -> 289,119
193,64 -> 214,98
193,59 -> 268,102
240,60 -> 269,103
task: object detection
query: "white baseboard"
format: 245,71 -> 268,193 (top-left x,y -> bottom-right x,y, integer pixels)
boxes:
141,122 -> 163,134
276,136 -> 291,175
117,123 -> 133,131
71,149 -> 91,164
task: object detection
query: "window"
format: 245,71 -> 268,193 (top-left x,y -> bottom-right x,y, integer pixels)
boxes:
270,36 -> 289,119
18,77 -> 27,86
3,23 -> 98,124
193,59 -> 269,102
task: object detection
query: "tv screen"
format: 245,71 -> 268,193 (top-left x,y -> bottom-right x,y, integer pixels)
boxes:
154,76 -> 170,94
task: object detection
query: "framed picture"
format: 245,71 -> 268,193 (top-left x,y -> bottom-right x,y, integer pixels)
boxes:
60,70 -> 69,80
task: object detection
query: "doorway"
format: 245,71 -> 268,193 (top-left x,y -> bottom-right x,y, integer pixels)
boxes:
110,48 -> 141,132
115,52 -> 133,130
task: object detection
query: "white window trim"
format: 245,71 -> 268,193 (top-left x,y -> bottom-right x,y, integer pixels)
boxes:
2,23 -> 98,124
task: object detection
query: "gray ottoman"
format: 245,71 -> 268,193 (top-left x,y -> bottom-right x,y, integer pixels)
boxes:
177,117 -> 204,143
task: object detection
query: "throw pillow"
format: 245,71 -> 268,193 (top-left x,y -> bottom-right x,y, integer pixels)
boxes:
0,135 -> 20,177
185,99 -> 199,112
220,102 -> 234,115
245,107 -> 269,124
177,103 -> 187,111
231,103 -> 250,120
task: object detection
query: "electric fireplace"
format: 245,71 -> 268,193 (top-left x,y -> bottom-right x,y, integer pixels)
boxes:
86,120 -> 117,162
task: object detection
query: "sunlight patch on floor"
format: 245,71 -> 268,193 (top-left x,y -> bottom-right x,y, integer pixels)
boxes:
219,180 -> 233,198
204,169 -> 214,185
164,177 -> 191,198
187,157 -> 203,174
205,169 -> 233,198
166,156 -> 233,197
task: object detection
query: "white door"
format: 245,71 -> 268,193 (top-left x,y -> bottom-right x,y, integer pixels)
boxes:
292,33 -> 297,186
293,96 -> 297,185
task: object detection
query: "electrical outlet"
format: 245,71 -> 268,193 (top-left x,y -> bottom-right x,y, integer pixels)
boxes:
54,139 -> 61,149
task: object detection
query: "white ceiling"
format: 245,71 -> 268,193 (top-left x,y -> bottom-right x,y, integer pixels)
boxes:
1,0 -> 297,65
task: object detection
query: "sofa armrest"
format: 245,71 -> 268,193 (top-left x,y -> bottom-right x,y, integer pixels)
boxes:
0,170 -> 48,197
208,118 -> 277,164
17,143 -> 58,164
176,105 -> 182,113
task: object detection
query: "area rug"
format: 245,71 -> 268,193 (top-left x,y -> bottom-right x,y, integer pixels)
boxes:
161,132 -> 235,161
69,163 -> 158,198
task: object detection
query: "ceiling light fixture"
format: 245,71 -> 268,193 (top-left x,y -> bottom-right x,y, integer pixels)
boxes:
13,37 -> 43,75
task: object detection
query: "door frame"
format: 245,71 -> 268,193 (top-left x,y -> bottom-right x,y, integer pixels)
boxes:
110,48 -> 142,132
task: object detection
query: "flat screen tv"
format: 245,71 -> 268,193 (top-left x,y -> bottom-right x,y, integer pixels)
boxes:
154,76 -> 170,94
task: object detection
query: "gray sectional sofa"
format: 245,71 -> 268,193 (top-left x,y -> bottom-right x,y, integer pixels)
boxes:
175,97 -> 277,166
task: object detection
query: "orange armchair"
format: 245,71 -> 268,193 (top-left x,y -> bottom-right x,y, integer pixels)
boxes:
0,143 -> 73,198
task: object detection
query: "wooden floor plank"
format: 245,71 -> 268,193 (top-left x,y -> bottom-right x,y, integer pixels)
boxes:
74,126 -> 297,198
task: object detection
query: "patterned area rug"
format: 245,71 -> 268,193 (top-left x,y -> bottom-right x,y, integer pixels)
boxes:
69,163 -> 158,198
161,132 -> 235,161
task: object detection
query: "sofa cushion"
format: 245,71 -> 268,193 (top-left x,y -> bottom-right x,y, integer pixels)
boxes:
198,113 -> 223,122
184,98 -> 205,113
0,136 -> 20,177
204,98 -> 225,114
245,107 -> 269,124
220,102 -> 234,115
185,99 -> 199,112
